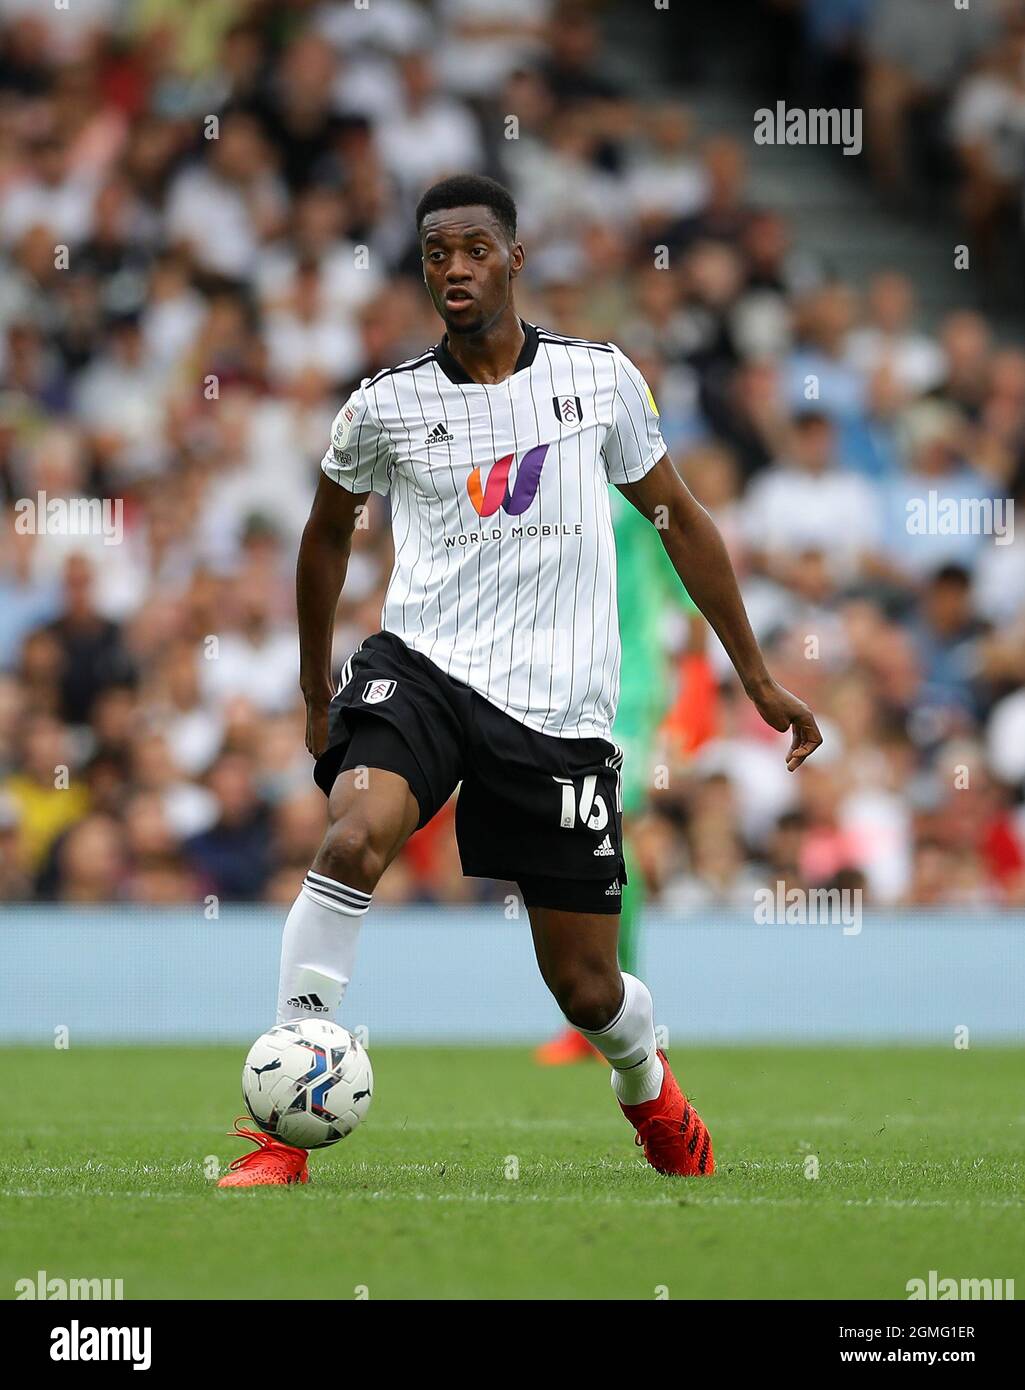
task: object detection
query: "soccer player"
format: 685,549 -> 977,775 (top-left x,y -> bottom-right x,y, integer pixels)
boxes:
218,174 -> 822,1187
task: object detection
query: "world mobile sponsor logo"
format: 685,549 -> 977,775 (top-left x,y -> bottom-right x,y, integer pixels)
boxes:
444,522 -> 583,548
467,445 -> 550,517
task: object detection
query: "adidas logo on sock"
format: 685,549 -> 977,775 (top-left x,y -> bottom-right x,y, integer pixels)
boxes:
287,994 -> 329,1013
425,422 -> 454,445
605,879 -> 621,895
593,834 -> 615,857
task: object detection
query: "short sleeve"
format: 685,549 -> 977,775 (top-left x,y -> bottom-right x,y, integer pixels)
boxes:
603,346 -> 667,485
321,382 -> 395,496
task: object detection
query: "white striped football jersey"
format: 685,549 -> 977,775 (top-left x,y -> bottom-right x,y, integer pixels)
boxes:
321,321 -> 667,739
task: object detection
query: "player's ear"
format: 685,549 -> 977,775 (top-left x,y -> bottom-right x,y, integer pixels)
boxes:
509,241 -> 525,279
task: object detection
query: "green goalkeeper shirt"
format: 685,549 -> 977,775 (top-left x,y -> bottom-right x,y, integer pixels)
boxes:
612,487 -> 696,734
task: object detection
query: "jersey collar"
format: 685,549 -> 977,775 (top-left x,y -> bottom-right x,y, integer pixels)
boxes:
433,319 -> 539,386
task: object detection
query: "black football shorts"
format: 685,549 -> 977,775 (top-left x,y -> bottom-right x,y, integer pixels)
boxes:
313,631 -> 626,913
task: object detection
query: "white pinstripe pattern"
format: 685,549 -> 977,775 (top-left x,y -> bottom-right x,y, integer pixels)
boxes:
320,330 -> 666,741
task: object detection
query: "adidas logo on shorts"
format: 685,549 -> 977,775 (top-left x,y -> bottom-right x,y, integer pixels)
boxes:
593,834 -> 615,857
605,879 -> 621,896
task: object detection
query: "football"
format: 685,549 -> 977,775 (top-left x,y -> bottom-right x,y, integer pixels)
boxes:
241,1020 -> 373,1149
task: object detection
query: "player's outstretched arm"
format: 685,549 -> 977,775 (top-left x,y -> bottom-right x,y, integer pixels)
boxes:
617,454 -> 822,772
297,474 -> 369,757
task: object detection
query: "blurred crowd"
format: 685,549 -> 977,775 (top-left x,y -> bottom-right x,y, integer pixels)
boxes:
0,0 -> 1023,912
766,0 -> 1025,272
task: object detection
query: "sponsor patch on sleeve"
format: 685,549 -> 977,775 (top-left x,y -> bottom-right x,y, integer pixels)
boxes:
333,396 -> 358,450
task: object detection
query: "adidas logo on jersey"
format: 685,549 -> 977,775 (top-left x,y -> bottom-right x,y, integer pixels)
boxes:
593,834 -> 615,857
287,994 -> 329,1013
425,422 -> 454,445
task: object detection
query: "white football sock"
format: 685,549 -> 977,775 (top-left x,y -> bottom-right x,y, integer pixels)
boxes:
577,973 -> 665,1105
275,871 -> 371,1024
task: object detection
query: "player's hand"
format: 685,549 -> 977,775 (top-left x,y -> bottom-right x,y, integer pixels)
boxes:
304,688 -> 333,758
747,679 -> 823,772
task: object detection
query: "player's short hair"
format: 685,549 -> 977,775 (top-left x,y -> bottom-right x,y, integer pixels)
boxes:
416,175 -> 518,242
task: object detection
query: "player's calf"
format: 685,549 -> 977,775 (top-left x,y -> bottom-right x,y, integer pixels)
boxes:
571,973 -> 666,1105
219,766 -> 421,1188
558,971 -> 715,1177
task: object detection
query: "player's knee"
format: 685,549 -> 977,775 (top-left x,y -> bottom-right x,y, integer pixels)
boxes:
317,816 -> 388,891
552,965 -> 622,1033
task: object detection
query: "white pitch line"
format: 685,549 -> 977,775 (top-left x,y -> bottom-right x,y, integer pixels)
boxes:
2,1155 -> 1022,1179
1,1187 -> 1024,1212
14,1114 -> 1025,1141
6,1118 -> 627,1139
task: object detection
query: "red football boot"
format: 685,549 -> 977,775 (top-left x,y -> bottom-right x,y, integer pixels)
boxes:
216,1120 -> 310,1188
619,1051 -> 714,1176
534,1027 -> 605,1066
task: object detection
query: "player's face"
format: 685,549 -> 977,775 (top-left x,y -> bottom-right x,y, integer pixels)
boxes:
420,206 -> 524,335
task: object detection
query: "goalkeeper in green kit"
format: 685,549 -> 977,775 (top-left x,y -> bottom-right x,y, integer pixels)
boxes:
535,486 -> 698,1065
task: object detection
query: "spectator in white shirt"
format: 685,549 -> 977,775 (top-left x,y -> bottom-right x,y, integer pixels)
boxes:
1,135 -> 98,249
374,53 -> 485,207
434,0 -> 551,99
165,111 -> 288,279
743,411 -> 884,585
846,272 -> 946,397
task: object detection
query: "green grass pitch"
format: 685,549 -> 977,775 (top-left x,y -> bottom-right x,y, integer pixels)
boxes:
1,1044 -> 1023,1300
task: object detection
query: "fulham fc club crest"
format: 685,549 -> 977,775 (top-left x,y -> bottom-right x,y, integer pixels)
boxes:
362,679 -> 396,705
553,395 -> 584,426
